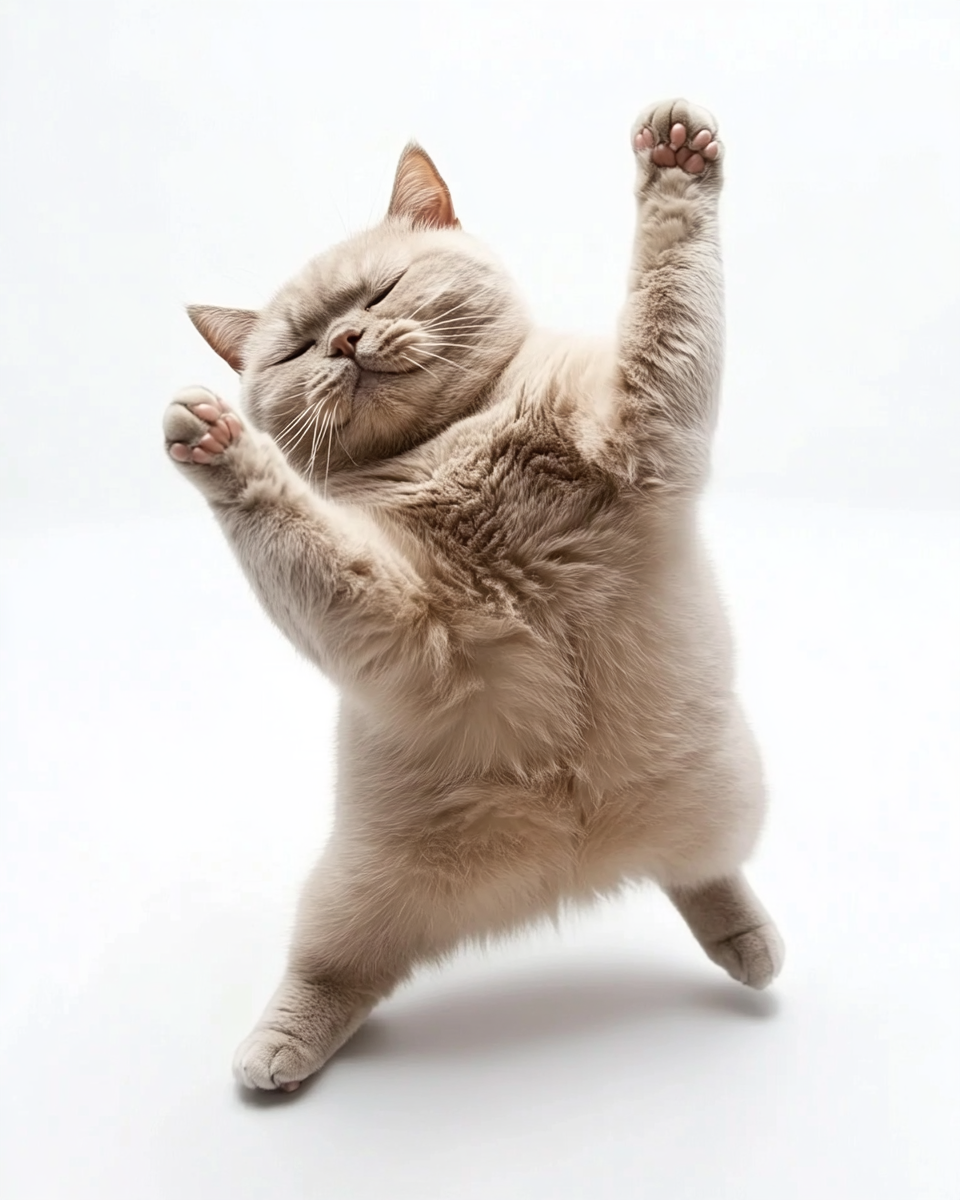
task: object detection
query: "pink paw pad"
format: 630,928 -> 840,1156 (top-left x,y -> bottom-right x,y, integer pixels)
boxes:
167,388 -> 243,465
635,120 -> 719,175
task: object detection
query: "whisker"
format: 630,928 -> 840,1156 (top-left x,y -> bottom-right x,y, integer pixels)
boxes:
401,353 -> 443,383
323,411 -> 335,497
405,293 -> 478,326
420,316 -> 488,330
420,295 -> 476,325
398,326 -> 487,349
278,400 -> 327,456
275,401 -> 320,452
277,387 -> 329,442
331,417 -> 357,463
405,289 -> 447,321
274,402 -> 315,445
333,402 -> 358,466
394,329 -> 478,354
307,403 -> 327,479
413,347 -> 471,372
419,324 -> 488,337
307,413 -> 324,474
284,413 -> 323,459
276,417 -> 314,458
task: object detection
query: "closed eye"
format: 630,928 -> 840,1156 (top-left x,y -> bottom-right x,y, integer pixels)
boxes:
272,342 -> 313,366
366,275 -> 404,310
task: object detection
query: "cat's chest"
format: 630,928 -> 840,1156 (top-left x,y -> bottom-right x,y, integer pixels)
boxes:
398,419 -> 621,600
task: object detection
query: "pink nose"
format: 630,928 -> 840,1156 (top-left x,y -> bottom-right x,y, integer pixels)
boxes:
330,329 -> 362,358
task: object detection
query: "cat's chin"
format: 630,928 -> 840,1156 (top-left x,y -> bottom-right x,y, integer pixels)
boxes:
354,368 -> 377,389
353,368 -> 394,404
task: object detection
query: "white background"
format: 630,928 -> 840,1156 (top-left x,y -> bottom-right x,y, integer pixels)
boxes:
1,1 -> 958,1198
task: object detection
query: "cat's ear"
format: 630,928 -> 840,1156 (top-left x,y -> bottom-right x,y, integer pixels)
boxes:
186,305 -> 259,372
387,143 -> 460,230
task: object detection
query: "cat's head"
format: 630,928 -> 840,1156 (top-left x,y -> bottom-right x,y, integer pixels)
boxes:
188,145 -> 529,477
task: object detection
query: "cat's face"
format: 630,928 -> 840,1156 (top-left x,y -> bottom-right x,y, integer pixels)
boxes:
188,146 -> 528,478
241,223 -> 527,474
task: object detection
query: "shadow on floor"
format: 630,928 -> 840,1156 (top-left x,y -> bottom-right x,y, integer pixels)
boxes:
339,961 -> 780,1063
235,961 -> 781,1104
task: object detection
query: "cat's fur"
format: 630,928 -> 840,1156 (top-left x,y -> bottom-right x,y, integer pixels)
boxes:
164,99 -> 784,1092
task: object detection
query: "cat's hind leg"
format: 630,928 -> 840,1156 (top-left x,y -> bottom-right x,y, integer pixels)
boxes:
233,973 -> 381,1092
232,843 -> 425,1091
233,775 -> 581,1090
666,871 -> 784,990
634,708 -> 785,990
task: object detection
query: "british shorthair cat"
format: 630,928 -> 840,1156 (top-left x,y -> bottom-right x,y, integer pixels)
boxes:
164,98 -> 784,1092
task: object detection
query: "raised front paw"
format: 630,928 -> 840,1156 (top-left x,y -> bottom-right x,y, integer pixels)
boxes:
163,387 -> 244,465
632,99 -> 721,175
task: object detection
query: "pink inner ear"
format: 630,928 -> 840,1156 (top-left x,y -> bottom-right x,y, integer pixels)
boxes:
388,144 -> 458,230
186,305 -> 259,372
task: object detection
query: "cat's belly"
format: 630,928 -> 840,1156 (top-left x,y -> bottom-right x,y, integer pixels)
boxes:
337,688 -> 763,939
336,502 -> 750,908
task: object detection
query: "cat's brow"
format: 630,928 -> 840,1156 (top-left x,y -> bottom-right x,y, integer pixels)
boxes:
328,281 -> 368,312
282,282 -> 370,339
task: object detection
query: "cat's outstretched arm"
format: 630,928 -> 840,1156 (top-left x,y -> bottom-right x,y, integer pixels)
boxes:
163,388 -> 445,698
613,99 -> 725,491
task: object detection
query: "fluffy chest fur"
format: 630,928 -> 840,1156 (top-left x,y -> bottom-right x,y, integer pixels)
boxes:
333,383 -> 731,792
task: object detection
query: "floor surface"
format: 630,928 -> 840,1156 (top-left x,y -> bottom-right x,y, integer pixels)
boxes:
1,496 -> 957,1199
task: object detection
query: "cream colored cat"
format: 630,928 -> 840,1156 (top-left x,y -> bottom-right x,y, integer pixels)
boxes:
164,99 -> 784,1092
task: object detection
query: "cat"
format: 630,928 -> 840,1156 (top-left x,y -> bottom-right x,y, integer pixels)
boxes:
164,98 -> 784,1092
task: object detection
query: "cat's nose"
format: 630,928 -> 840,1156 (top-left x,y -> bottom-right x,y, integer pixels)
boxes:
329,329 -> 363,358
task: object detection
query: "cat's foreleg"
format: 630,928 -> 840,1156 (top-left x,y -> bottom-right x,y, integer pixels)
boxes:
614,99 -> 725,488
163,388 -> 444,697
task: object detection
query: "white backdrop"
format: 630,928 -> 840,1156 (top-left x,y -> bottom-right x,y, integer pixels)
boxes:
1,0 -> 958,527
2,3 -> 959,1200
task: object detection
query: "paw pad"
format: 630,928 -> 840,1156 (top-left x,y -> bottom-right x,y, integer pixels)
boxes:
164,388 -> 244,465
633,104 -> 721,175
